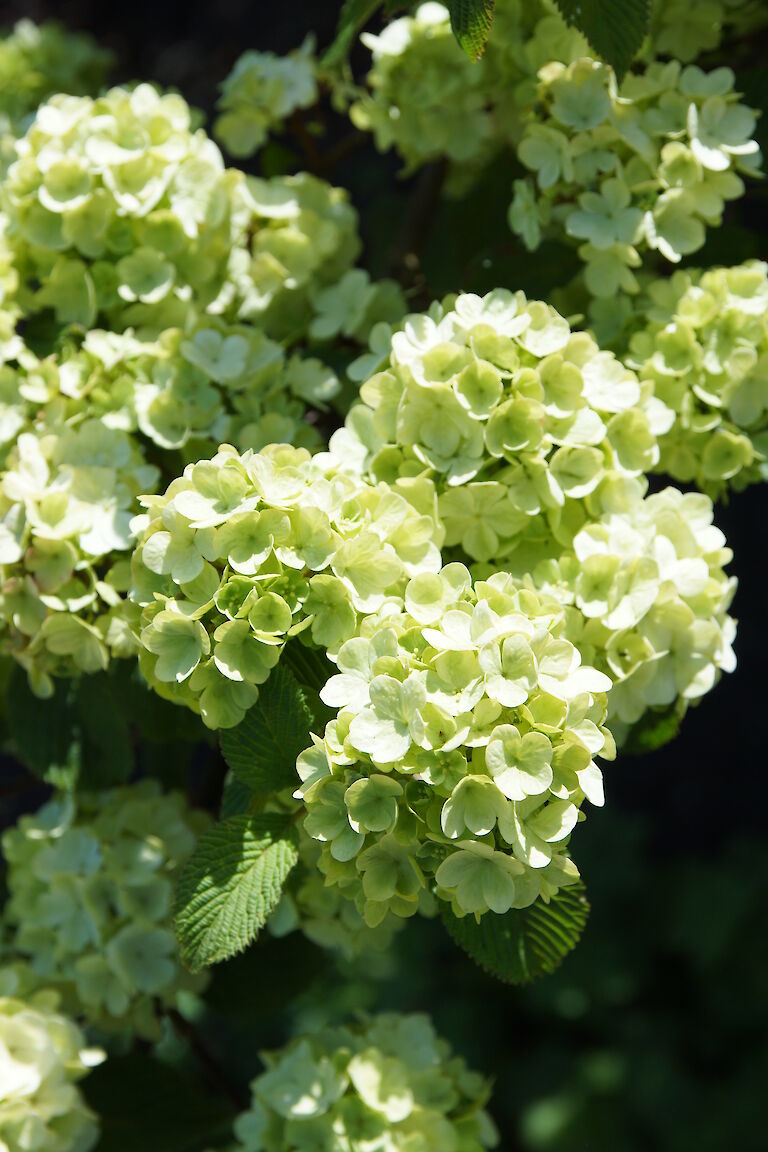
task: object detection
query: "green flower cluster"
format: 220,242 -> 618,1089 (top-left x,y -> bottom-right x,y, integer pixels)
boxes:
332,289 -> 671,565
214,39 -> 317,159
224,172 -> 365,340
299,565 -> 612,923
349,2 -> 495,170
2,84 -> 237,333
528,477 -> 736,741
625,260 -> 768,495
510,60 -> 761,294
0,20 -> 112,175
131,442 -> 442,729
0,971 -> 103,1152
268,831 -> 405,959
233,1013 -> 498,1151
649,0 -> 768,62
1,783 -> 208,1035
0,318 -> 339,691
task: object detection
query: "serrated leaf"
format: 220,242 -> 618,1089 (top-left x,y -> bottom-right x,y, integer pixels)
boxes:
220,771 -> 254,820
219,665 -> 313,794
323,0 -> 386,67
554,0 -> 650,81
441,882 -> 590,983
447,0 -> 496,61
622,704 -> 681,756
175,814 -> 298,971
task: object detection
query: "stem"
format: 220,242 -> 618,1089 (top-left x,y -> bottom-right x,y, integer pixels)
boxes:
387,159 -> 448,290
169,1008 -> 249,1112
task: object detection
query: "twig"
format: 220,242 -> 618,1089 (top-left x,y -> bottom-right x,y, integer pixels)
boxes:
169,1008 -> 249,1112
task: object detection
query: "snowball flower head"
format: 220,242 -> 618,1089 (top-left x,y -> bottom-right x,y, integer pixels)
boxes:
233,1012 -> 498,1151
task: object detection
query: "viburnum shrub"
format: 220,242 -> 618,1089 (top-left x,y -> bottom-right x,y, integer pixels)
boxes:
0,2 -> 762,1147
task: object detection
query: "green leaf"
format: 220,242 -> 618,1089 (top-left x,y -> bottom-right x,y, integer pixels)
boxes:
446,0 -> 496,61
220,771 -> 254,820
622,704 -> 681,756
323,0 -> 386,67
441,882 -> 590,983
554,0 -> 651,81
4,667 -> 132,789
219,665 -> 313,794
175,813 -> 298,971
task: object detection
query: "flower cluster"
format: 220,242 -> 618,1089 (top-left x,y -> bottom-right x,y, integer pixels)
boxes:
131,442 -> 442,729
625,260 -> 768,495
1,783 -> 208,1035
332,289 -> 671,565
0,971 -> 102,1152
214,39 -> 318,159
0,20 -> 111,175
224,171 -> 365,340
510,60 -> 761,295
648,0 -> 768,62
298,566 -> 613,924
233,1013 -> 498,1151
349,3 -> 495,170
2,84 -> 237,334
528,478 -> 736,741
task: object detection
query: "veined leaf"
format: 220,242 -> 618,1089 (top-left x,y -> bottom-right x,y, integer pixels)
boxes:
441,882 -> 590,983
175,813 -> 298,971
554,0 -> 650,81
447,0 -> 496,61
219,665 -> 313,794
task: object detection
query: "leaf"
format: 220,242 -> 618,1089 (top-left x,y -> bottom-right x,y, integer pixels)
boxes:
441,882 -> 590,983
219,665 -> 313,794
323,0 -> 386,67
446,0 -> 496,61
4,667 -> 132,788
554,0 -> 651,81
175,813 -> 298,971
622,704 -> 681,756
220,771 -> 254,820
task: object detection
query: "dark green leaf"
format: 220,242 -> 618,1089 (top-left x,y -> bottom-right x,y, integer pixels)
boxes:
74,674 -> 133,788
4,666 -> 77,782
441,882 -> 590,983
175,813 -> 298,971
446,0 -> 496,61
323,0 -> 386,67
554,0 -> 651,81
219,665 -> 313,794
622,705 -> 681,756
220,771 -> 254,820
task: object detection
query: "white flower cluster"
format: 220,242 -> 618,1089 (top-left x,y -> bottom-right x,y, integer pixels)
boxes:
0,971 -> 102,1152
529,478 -> 736,741
0,318 -> 340,691
233,1013 -> 498,1152
299,566 -> 612,923
332,289 -> 671,564
3,84 -> 237,334
625,260 -> 768,495
510,61 -> 761,295
335,290 -> 736,739
1,782 -> 208,1035
214,39 -> 318,159
349,3 -> 494,170
130,443 -> 441,729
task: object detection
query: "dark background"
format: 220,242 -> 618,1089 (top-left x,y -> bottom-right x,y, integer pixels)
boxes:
1,1 -> 767,1148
